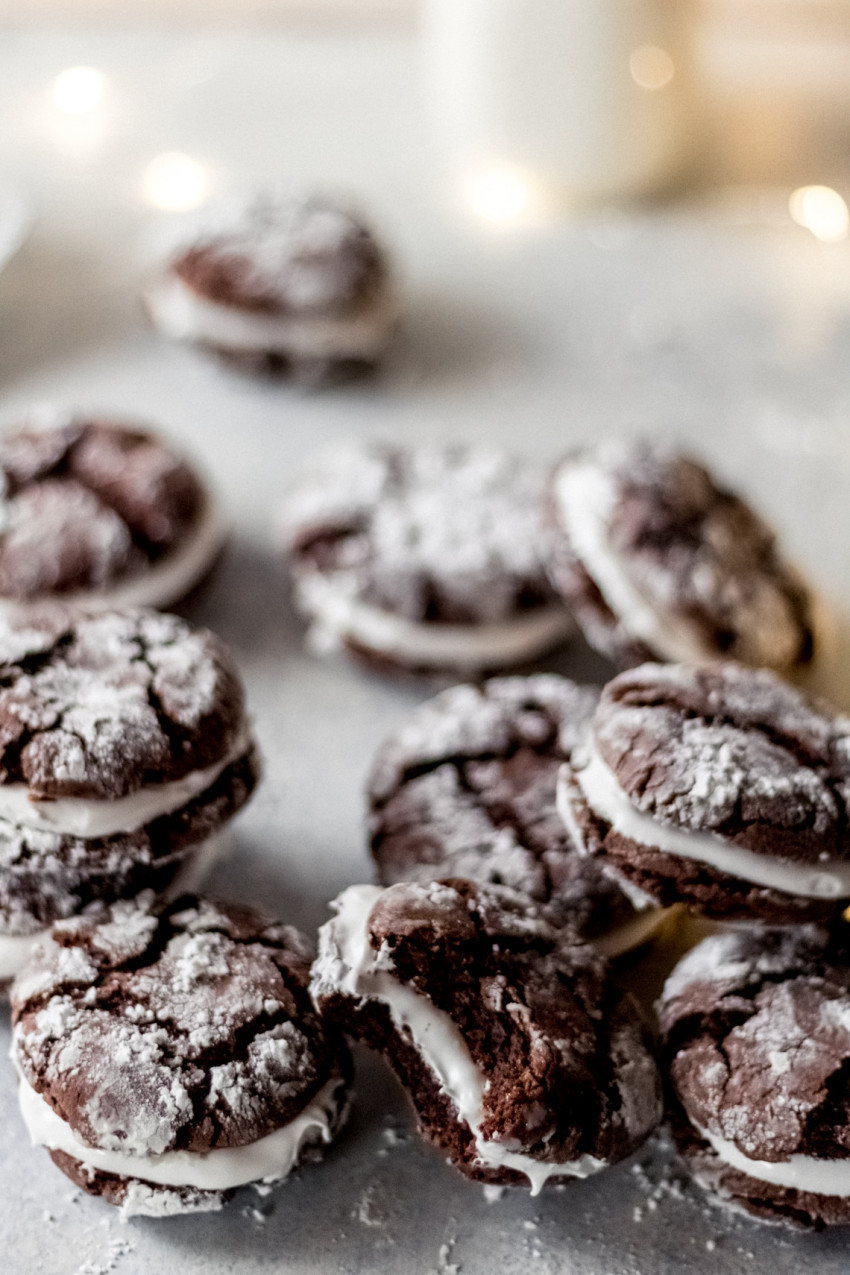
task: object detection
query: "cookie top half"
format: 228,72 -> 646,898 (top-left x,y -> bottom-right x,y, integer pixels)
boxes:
546,439 -> 814,671
164,193 -> 389,318
0,608 -> 246,803
368,676 -> 650,949
0,413 -> 221,610
563,661 -> 850,922
12,894 -> 347,1158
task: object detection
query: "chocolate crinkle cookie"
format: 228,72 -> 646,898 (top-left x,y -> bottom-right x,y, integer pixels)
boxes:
559,660 -> 850,924
11,894 -> 351,1218
0,411 -> 225,613
278,441 -> 573,678
658,925 -> 850,1229
0,607 -> 260,984
368,675 -> 667,956
145,192 -> 398,380
545,438 -> 815,672
311,880 -> 662,1190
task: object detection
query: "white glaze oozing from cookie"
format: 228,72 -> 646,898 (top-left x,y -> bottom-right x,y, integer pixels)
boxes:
694,1120 -> 850,1198
17,1070 -> 345,1193
312,884 -> 605,1194
0,731 -> 252,840
553,458 -> 714,664
298,574 -> 573,672
147,273 -> 397,361
566,745 -> 850,900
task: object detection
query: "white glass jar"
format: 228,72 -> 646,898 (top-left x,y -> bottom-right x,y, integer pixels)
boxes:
422,0 -> 694,209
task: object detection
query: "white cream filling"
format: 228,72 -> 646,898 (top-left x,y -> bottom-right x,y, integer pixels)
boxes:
0,731 -> 251,840
299,574 -> 573,671
147,272 -> 396,360
17,1071 -> 344,1192
573,743 -> 850,901
317,884 -> 605,1194
695,1120 -> 850,1198
0,491 -> 226,617
554,459 -> 715,665
0,834 -> 227,982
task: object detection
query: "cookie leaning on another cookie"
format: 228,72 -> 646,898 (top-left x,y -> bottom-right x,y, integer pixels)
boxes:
311,880 -> 662,1191
368,675 -> 668,957
0,411 -> 225,615
558,661 -> 850,924
11,894 -> 352,1218
546,438 -> 815,672
0,607 -> 260,984
278,441 -> 574,679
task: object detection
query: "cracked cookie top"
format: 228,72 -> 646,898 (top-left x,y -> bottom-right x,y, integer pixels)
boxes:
0,414 -> 206,601
368,677 -> 635,938
658,926 -> 850,1164
12,894 -> 346,1155
0,608 -> 246,801
546,439 -> 814,670
168,193 -> 389,317
280,441 -> 559,626
592,662 -> 850,864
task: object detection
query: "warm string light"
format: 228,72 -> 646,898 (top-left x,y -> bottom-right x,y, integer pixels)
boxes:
143,153 -> 210,211
51,66 -> 104,115
789,186 -> 850,244
463,168 -> 536,224
629,45 -> 674,92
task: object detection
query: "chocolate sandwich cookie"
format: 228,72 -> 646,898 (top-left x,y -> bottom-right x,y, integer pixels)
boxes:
12,894 -> 351,1217
0,411 -> 225,614
279,441 -> 573,678
0,607 -> 260,984
559,661 -> 850,924
145,192 -> 397,380
658,925 -> 850,1228
369,675 -> 667,957
546,439 -> 814,671
311,880 -> 662,1190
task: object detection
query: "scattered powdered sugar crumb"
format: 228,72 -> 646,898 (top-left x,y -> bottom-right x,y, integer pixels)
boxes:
75,1231 -> 135,1275
482,1184 -> 505,1204
352,1182 -> 389,1229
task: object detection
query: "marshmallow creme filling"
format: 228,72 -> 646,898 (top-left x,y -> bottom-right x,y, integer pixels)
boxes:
316,884 -> 605,1194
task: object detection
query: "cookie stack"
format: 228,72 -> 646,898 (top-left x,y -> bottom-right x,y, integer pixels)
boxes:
0,607 -> 260,986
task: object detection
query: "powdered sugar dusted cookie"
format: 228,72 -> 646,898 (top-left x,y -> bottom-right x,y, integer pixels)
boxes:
145,192 -> 397,380
559,661 -> 850,923
0,411 -> 225,614
311,880 -> 662,1190
12,894 -> 351,1217
0,608 -> 259,982
368,675 -> 666,957
279,442 -> 573,678
546,439 -> 815,671
658,925 -> 850,1228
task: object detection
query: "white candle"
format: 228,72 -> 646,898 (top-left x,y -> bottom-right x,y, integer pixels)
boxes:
422,0 -> 693,210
